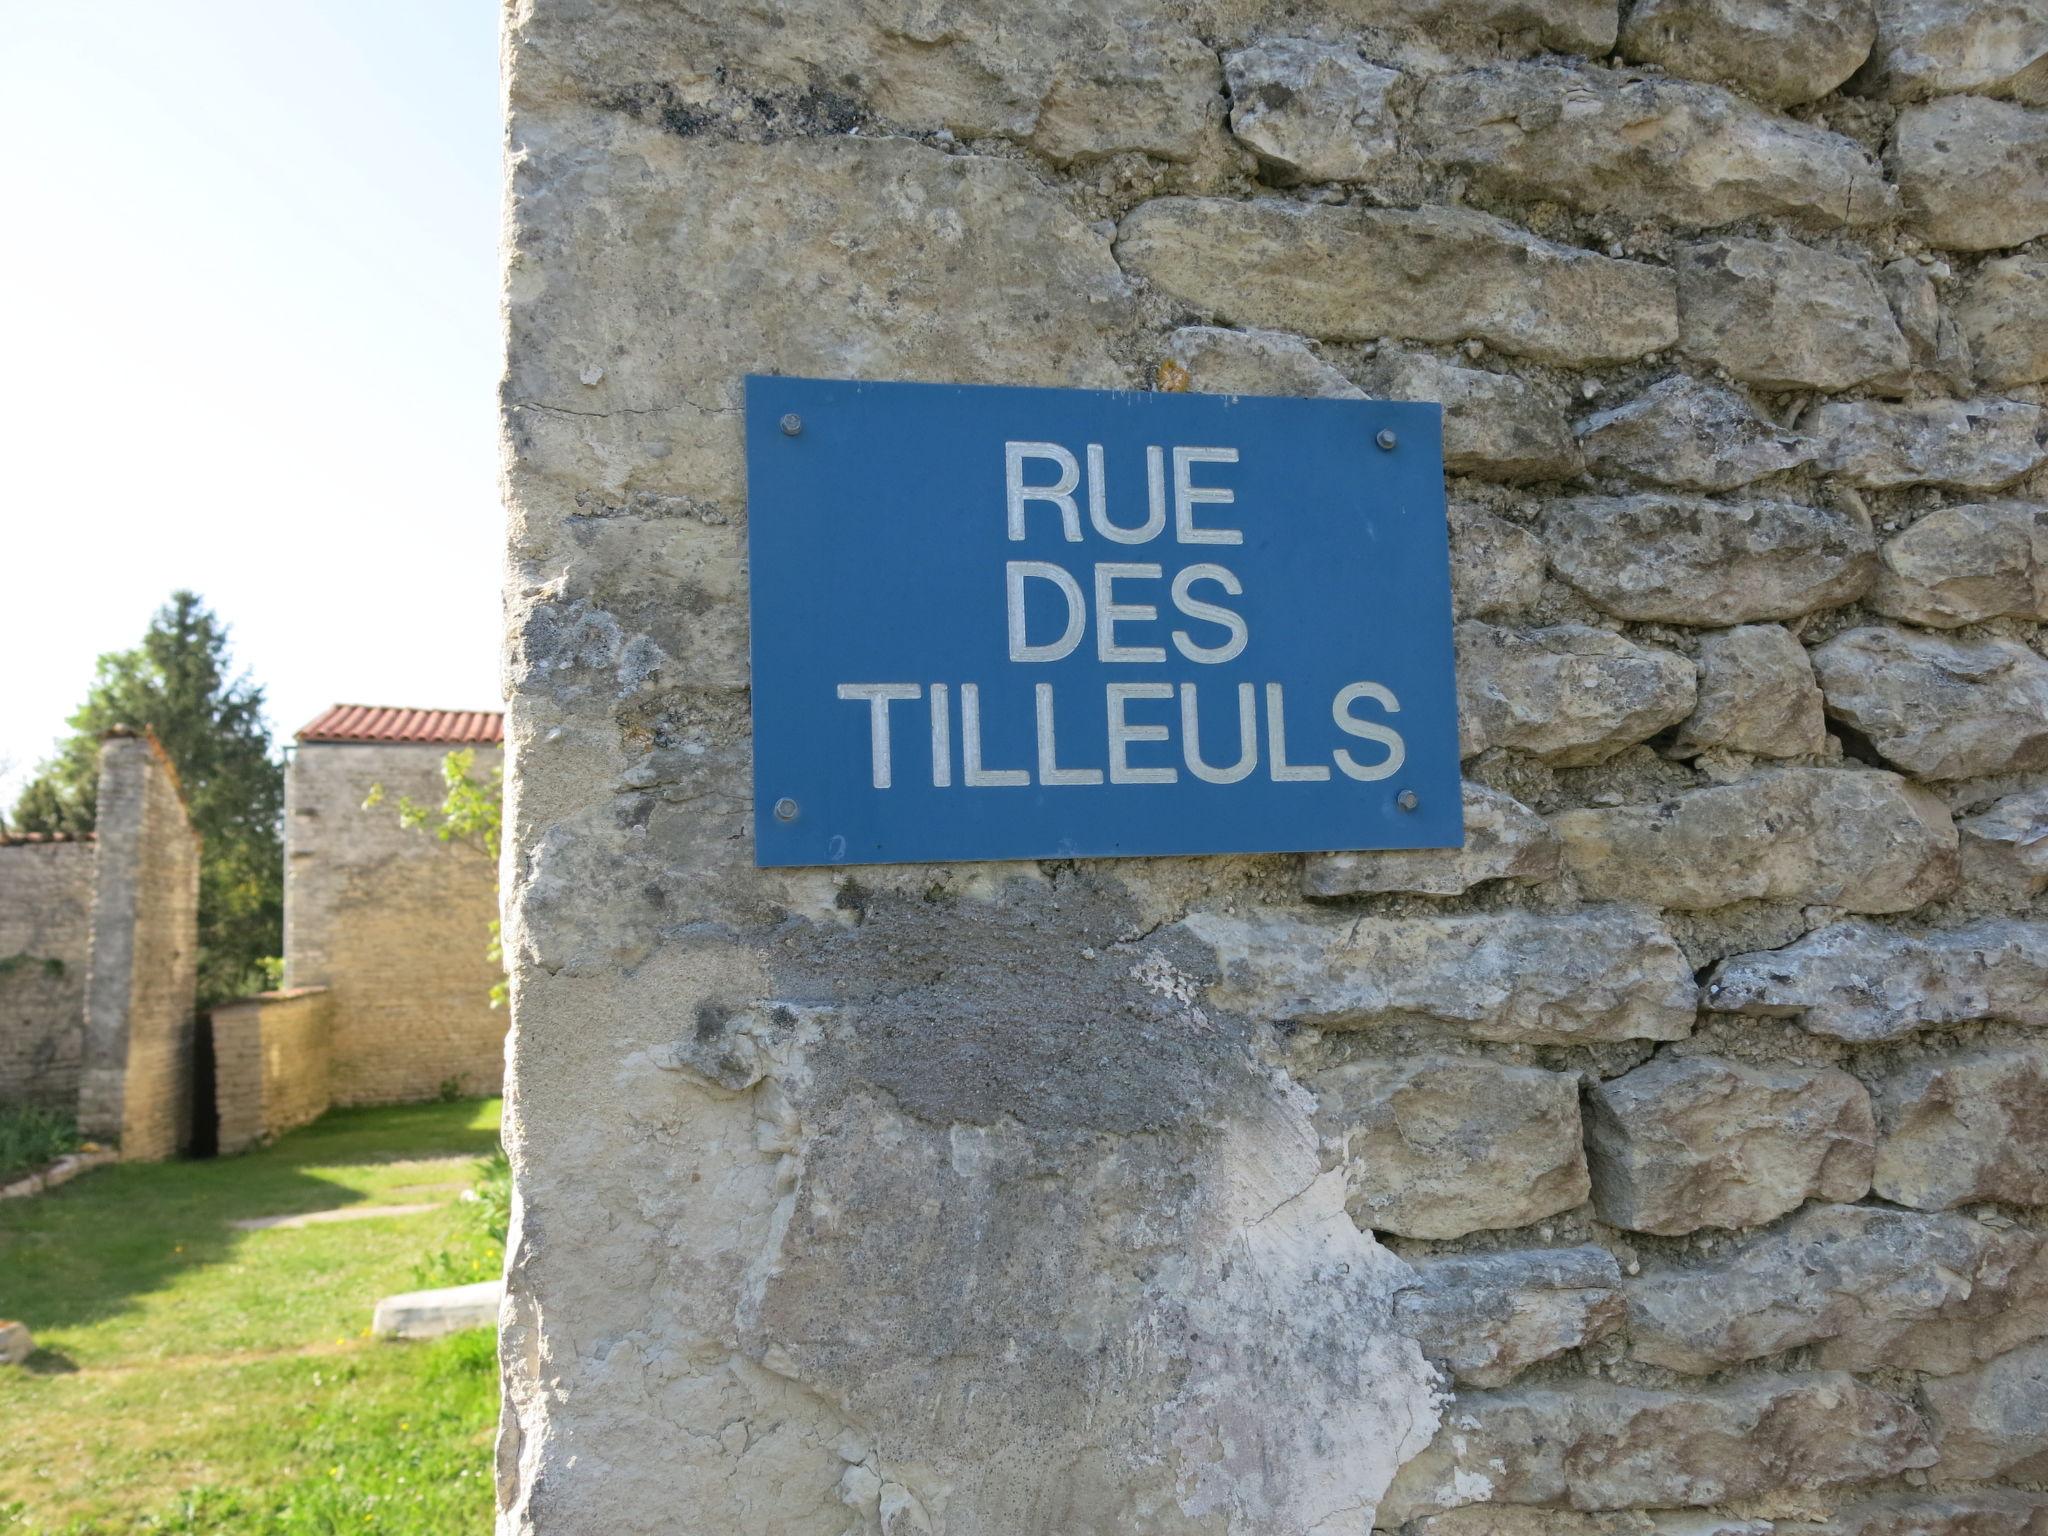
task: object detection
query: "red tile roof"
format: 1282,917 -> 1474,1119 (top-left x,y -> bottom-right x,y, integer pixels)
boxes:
296,705 -> 505,746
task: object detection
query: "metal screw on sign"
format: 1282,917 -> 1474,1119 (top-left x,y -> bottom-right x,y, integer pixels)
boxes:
1376,428 -> 1398,452
780,413 -> 803,437
1397,789 -> 1420,812
774,797 -> 800,822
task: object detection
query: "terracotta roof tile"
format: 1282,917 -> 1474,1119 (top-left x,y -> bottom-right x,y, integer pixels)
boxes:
296,705 -> 505,746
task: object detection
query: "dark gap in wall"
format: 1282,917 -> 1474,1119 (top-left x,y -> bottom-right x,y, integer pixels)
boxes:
187,1012 -> 218,1159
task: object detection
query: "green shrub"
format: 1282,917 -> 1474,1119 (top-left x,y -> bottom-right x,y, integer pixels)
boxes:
409,1149 -> 510,1289
0,1106 -> 80,1184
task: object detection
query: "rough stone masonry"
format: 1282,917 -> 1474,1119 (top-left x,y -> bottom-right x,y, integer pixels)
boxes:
497,0 -> 2048,1531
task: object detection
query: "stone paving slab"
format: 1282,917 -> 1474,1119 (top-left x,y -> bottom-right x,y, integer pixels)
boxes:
229,1202 -> 440,1232
372,1279 -> 502,1340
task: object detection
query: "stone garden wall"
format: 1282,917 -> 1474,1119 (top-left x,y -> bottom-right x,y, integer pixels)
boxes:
78,731 -> 200,1162
211,987 -> 334,1155
284,741 -> 505,1104
498,1 -> 2048,1531
0,835 -> 95,1111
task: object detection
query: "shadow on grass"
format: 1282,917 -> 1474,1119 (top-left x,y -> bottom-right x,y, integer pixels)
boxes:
0,1098 -> 501,1342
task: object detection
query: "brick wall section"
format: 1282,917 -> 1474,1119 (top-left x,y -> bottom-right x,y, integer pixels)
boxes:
0,837 -> 95,1110
500,3 -> 2048,1532
211,987 -> 333,1155
78,732 -> 199,1161
284,741 -> 503,1104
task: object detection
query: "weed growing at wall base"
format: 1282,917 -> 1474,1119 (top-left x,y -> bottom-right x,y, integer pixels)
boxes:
0,1107 -> 80,1185
411,1146 -> 510,1289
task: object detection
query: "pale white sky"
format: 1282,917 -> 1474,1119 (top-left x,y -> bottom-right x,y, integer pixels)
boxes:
0,2 -> 502,803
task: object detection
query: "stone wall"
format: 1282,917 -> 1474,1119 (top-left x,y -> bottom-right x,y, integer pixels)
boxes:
284,741 -> 504,1104
0,835 -> 96,1112
78,731 -> 200,1161
211,987 -> 333,1155
499,1 -> 2048,1532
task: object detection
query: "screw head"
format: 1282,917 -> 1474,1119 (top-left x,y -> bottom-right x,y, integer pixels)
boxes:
779,413 -> 803,437
1376,428 -> 1398,452
773,797 -> 799,822
1397,789 -> 1419,812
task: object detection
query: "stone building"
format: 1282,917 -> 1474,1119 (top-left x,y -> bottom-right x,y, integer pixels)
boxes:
284,704 -> 505,1105
0,730 -> 200,1161
497,2 -> 2048,1533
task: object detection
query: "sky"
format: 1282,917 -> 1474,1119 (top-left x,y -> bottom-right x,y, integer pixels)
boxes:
0,2 -> 502,804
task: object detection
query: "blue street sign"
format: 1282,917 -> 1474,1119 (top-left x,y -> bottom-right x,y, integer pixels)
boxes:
745,375 -> 1461,868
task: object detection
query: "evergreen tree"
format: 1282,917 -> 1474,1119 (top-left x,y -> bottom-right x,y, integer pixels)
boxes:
10,592 -> 284,1003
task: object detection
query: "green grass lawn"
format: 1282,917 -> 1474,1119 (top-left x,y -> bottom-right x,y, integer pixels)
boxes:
0,1099 -> 504,1534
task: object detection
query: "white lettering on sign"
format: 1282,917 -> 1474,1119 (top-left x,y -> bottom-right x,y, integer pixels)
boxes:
1170,565 -> 1247,665
1006,561 -> 1086,662
837,438 -> 1408,790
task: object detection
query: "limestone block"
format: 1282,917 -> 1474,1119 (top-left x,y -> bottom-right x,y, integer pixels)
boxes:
736,1054 -> 1442,1535
1456,622 -> 1696,765
372,1278 -> 503,1340
1676,238 -> 1910,392
1584,1054 -> 1875,1234
1223,40 -> 1400,184
506,133 -> 1134,425
1395,1246 -> 1624,1388
1627,1205 -> 2048,1375
1024,29 -> 1226,165
1878,258 -> 1976,395
1359,0 -> 1613,53
1344,0 -> 1620,54
1958,256 -> 2048,388
1301,784 -> 1559,899
1709,919 -> 2048,1042
1380,1373 -> 1933,1520
1922,1341 -> 2048,1482
1362,349 -> 1581,483
1809,1493 -> 2048,1536
1115,199 -> 1677,366
1162,325 -> 1363,399
1576,376 -> 1817,493
1310,1055 -> 1589,1239
1870,503 -> 2048,627
1541,494 -> 1877,625
1449,506 -> 1547,619
1673,624 -> 1829,759
1411,64 -> 1893,229
532,3 -> 1238,163
1420,1506 -> 2034,1536
1413,1514 -> 1774,1536
1553,768 -> 1959,913
1187,905 -> 1695,1043
1873,1046 -> 2048,1209
1852,0 -> 2048,103
0,1321 -> 31,1366
1892,96 -> 2048,251
1617,0 -> 1878,104
1811,627 -> 2048,781
1810,399 -> 2048,491
1960,788 -> 2048,896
